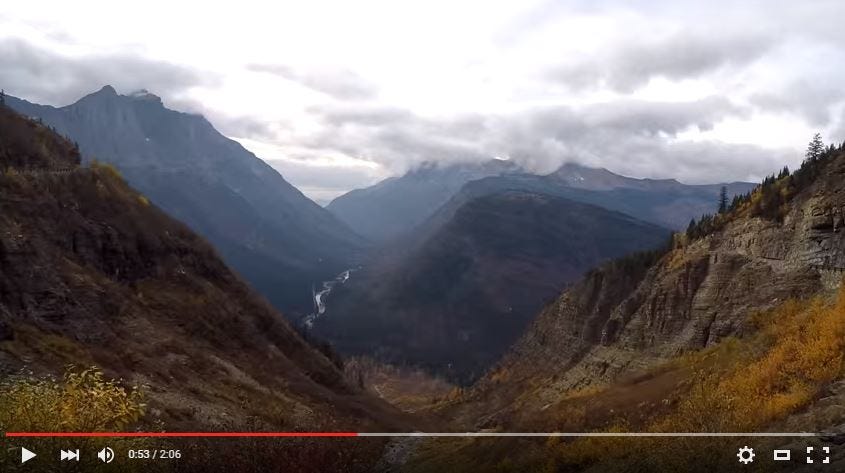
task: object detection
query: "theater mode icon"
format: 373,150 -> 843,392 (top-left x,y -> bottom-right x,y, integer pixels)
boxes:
773,449 -> 791,461
60,449 -> 80,461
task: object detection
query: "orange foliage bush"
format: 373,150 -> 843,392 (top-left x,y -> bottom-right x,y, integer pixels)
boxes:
552,284 -> 845,471
660,289 -> 845,432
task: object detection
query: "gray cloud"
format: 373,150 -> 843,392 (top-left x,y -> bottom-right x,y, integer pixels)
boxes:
302,95 -> 786,184
248,63 -> 377,100
483,98 -> 775,178
830,111 -> 845,147
5,2 -> 834,200
162,94 -> 288,141
218,116 -> 281,140
305,104 -> 491,173
515,97 -> 746,140
0,38 -> 217,106
548,31 -> 775,93
310,104 -> 415,127
751,80 -> 845,127
577,135 -> 795,185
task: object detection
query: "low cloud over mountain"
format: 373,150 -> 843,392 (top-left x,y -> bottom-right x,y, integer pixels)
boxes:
2,0 -> 844,200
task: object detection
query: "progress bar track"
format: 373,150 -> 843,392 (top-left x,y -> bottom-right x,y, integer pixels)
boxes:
359,432 -> 822,437
4,432 -> 823,438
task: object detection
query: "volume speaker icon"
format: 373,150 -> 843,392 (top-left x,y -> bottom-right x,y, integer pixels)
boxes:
98,447 -> 115,464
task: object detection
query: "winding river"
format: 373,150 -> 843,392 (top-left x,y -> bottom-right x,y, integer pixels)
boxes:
302,269 -> 352,328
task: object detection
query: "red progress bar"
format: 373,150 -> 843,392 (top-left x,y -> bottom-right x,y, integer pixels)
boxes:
4,432 -> 358,437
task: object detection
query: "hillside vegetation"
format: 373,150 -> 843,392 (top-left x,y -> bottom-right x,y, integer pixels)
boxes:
0,105 -> 416,472
685,134 -> 845,241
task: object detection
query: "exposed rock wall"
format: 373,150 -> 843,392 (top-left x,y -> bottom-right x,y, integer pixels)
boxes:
458,152 -> 845,426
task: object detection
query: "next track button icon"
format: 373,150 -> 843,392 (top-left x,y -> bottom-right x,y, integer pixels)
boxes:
60,449 -> 80,461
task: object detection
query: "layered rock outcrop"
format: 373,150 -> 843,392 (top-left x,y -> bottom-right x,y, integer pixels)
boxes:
456,150 -> 845,426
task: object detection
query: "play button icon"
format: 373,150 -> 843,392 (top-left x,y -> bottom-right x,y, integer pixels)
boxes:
21,447 -> 36,464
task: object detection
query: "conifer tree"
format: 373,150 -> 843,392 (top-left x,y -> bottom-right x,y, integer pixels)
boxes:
806,133 -> 824,162
686,218 -> 697,237
718,186 -> 728,214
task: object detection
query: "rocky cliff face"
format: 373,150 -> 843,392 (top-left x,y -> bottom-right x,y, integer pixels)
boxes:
452,149 -> 845,427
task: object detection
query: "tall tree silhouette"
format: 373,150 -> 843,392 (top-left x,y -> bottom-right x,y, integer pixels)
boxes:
806,133 -> 824,163
718,186 -> 728,214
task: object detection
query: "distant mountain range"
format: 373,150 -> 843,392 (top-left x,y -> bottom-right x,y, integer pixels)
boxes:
327,159 -> 520,241
329,161 -> 756,238
7,86 -> 364,316
314,190 -> 670,382
545,163 -> 757,229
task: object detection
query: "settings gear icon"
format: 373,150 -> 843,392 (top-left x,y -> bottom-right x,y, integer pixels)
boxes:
737,446 -> 755,464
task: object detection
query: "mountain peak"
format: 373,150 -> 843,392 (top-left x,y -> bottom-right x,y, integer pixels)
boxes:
552,162 -> 686,191
76,86 -> 164,107
96,85 -> 117,96
128,89 -> 163,105
550,162 -> 630,190
74,85 -> 119,105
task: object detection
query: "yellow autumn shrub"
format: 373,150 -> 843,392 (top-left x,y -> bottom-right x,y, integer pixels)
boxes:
89,159 -> 123,179
0,366 -> 145,433
552,283 -> 845,471
661,288 -> 845,432
0,368 -> 154,472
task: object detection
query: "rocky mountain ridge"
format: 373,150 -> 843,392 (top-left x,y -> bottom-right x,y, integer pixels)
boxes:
329,160 -> 755,246
6,87 -> 364,317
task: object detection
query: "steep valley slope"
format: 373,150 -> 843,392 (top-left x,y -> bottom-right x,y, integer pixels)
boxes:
314,191 -> 670,382
0,106 -> 416,471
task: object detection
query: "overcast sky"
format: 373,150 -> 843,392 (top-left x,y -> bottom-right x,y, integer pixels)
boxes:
2,1 -> 844,204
